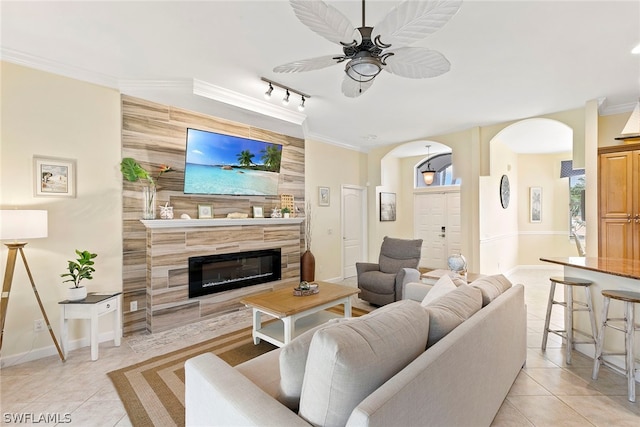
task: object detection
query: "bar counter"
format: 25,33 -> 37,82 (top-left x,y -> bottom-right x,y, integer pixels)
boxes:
540,257 -> 640,281
539,256 -> 640,377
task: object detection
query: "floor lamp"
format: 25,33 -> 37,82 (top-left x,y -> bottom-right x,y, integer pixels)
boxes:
0,210 -> 64,361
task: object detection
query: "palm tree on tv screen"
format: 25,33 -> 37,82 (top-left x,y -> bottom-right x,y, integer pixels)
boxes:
237,150 -> 255,167
261,145 -> 282,172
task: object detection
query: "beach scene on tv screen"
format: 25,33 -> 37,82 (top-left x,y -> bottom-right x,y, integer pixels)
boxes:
184,129 -> 282,195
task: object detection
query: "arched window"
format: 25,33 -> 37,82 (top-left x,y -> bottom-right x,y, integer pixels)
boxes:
415,152 -> 455,187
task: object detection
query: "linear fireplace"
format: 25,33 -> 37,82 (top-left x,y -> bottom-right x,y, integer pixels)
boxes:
188,249 -> 282,298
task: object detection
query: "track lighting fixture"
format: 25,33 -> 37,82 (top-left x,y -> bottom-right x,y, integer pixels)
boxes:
261,77 -> 310,111
422,145 -> 436,185
264,83 -> 273,99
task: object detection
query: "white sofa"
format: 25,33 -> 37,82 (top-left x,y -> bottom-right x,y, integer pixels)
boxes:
185,276 -> 526,426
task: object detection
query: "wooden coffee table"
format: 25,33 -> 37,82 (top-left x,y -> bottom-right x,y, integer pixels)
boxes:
240,281 -> 360,347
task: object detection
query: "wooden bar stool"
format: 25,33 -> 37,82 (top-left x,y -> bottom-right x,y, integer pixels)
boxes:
592,289 -> 640,403
541,276 -> 597,365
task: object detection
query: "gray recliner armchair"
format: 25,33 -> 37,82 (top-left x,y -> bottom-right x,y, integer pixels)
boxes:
356,236 -> 423,306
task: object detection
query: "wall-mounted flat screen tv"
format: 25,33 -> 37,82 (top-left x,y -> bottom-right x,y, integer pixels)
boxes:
183,128 -> 283,196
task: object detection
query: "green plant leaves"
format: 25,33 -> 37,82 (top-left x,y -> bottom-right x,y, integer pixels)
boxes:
120,157 -> 152,183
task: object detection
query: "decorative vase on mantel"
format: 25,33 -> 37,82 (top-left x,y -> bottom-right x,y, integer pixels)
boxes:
142,185 -> 156,220
301,249 -> 316,282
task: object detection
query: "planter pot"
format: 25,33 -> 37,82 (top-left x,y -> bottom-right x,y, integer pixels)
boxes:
283,213 -> 290,218
67,286 -> 87,301
301,250 -> 316,282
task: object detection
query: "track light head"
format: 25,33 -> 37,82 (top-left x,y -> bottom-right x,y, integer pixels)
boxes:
298,96 -> 306,112
282,90 -> 290,105
264,83 -> 273,99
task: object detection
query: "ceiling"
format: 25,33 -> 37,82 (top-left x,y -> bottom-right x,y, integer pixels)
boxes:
2,1 -> 639,153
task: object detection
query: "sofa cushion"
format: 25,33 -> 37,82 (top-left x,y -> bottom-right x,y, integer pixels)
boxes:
357,270 -> 396,294
298,299 -> 430,427
471,274 -> 513,306
424,285 -> 482,348
277,318 -> 347,410
421,274 -> 456,306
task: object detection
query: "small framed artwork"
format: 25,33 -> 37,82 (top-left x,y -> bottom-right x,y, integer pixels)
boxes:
33,156 -> 76,198
318,186 -> 330,207
380,192 -> 396,221
252,206 -> 264,218
198,204 -> 213,219
530,187 -> 542,223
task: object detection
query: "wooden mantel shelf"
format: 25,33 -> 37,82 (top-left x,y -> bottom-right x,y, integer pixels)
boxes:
140,217 -> 304,229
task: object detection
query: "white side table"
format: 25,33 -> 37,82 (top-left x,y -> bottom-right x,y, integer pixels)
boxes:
59,292 -> 122,361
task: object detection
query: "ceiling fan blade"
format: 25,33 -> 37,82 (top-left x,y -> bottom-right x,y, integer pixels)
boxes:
384,47 -> 450,78
373,0 -> 462,47
274,55 -> 342,73
341,75 -> 374,98
290,0 -> 361,46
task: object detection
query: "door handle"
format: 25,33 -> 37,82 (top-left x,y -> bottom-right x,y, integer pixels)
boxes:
635,214 -> 640,224
628,214 -> 632,223
439,234 -> 445,238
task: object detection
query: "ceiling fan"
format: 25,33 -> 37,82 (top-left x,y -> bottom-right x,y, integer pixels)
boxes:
273,0 -> 463,98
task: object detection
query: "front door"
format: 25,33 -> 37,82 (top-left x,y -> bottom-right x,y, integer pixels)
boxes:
414,189 -> 461,269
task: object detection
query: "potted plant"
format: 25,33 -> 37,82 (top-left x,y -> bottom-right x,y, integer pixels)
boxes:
120,158 -> 173,220
281,207 -> 291,218
61,249 -> 97,301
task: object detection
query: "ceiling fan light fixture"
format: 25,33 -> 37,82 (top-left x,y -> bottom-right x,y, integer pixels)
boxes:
282,89 -> 290,105
345,53 -> 383,82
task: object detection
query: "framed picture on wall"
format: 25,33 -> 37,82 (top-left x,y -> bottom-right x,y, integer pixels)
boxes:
318,186 -> 330,207
33,156 -> 77,198
380,192 -> 397,221
530,187 -> 542,223
198,204 -> 213,219
252,206 -> 264,218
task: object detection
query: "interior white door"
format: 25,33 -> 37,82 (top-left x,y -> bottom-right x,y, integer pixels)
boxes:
414,190 -> 461,269
342,186 -> 366,278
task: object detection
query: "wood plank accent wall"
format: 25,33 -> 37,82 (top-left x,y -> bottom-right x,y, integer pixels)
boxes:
121,95 -> 305,334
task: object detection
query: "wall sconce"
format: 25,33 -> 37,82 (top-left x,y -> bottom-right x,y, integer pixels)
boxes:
422,145 -> 436,185
261,77 -> 310,111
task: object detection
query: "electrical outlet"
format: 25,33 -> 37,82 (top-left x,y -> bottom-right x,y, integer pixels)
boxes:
130,301 -> 138,312
34,319 -> 46,332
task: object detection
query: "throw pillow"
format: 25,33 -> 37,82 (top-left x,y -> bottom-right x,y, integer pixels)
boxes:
277,317 -> 346,410
298,300 -> 430,427
421,274 -> 456,306
470,274 -> 513,306
423,284 -> 482,348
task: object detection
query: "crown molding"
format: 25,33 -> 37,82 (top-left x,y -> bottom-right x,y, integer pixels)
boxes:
119,79 -> 193,93
599,99 -> 638,116
193,79 -> 307,126
1,48 -> 118,88
303,130 -> 367,152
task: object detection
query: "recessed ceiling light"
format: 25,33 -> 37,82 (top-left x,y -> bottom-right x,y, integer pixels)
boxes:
632,43 -> 640,54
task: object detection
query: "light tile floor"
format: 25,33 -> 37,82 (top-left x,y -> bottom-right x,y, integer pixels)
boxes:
0,268 -> 638,426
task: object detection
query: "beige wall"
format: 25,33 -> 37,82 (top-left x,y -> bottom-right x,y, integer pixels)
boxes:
517,152 -> 576,264
304,138 -> 367,280
1,62 -> 122,362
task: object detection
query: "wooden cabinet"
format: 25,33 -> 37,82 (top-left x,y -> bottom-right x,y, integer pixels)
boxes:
599,143 -> 640,259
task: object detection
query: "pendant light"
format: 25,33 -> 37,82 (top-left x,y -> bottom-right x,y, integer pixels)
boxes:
422,145 -> 436,185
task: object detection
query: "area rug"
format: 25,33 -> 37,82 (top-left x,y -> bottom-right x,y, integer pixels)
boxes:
108,306 -> 369,427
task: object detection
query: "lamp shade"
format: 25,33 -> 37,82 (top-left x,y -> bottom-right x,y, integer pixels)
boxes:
422,171 -> 436,185
0,210 -> 48,241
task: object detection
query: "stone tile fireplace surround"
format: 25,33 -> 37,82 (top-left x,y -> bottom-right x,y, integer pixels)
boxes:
142,218 -> 303,333
121,95 -> 305,335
